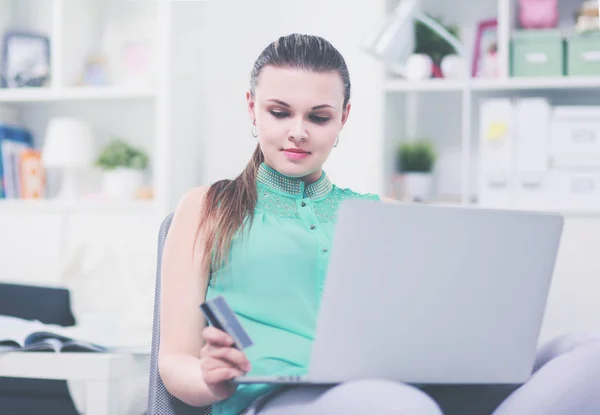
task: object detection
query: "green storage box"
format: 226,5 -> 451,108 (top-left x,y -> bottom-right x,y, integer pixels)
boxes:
511,30 -> 565,77
567,33 -> 600,76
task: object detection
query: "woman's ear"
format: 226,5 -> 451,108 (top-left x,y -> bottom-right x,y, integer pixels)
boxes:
246,90 -> 256,123
341,101 -> 351,127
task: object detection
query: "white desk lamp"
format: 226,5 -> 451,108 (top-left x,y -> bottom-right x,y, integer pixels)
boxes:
42,118 -> 96,200
362,0 -> 467,78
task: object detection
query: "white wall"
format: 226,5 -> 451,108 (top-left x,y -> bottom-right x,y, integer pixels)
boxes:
166,2 -> 208,209
539,217 -> 600,343
193,0 -> 387,195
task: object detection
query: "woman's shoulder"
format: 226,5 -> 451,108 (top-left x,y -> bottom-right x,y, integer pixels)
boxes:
170,185 -> 212,227
175,185 -> 211,212
330,184 -> 381,202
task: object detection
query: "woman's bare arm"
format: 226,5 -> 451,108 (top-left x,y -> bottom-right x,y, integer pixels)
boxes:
157,186 -> 220,407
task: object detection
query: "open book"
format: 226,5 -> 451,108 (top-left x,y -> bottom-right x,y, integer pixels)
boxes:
0,331 -> 108,353
0,315 -> 140,354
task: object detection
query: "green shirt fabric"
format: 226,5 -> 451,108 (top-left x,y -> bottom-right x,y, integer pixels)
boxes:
206,163 -> 379,415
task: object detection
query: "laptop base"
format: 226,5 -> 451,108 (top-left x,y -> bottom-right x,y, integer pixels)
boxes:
234,375 -> 339,385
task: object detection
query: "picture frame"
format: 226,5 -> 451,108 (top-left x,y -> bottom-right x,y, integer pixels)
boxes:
1,30 -> 51,88
472,18 -> 499,78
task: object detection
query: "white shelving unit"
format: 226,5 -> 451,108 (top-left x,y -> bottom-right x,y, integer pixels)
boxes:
383,0 -> 600,214
0,0 -> 194,217
0,0 -> 205,284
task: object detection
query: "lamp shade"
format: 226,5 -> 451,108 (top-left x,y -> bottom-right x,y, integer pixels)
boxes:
362,0 -> 467,76
361,0 -> 417,72
42,118 -> 96,168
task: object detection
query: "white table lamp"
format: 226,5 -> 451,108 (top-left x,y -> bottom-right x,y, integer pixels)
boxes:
42,118 -> 96,200
362,0 -> 467,77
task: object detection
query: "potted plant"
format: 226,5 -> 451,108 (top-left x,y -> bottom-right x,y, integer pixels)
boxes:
396,140 -> 437,201
412,15 -> 465,79
95,138 -> 149,200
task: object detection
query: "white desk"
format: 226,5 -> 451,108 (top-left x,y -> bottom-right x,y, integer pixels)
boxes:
0,352 -> 150,415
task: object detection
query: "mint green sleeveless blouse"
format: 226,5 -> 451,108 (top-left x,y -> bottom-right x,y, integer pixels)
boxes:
206,163 -> 379,415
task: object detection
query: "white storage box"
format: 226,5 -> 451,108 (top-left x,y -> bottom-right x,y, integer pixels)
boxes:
478,98 -> 514,208
548,171 -> 600,210
550,106 -> 600,156
513,98 -> 552,211
514,172 -> 550,211
515,98 -> 551,173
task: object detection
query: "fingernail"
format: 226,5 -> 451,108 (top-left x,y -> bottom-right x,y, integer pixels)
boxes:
244,362 -> 252,372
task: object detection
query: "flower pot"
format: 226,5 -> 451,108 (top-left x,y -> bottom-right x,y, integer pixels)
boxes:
101,167 -> 144,200
402,172 -> 433,202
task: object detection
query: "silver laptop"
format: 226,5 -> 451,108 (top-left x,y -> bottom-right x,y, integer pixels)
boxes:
236,199 -> 564,386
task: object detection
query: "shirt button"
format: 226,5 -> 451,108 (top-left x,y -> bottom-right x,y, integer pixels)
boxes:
301,202 -> 306,207
322,247 -> 328,252
310,224 -> 316,230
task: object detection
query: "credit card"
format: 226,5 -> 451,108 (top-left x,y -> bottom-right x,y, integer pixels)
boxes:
200,296 -> 254,350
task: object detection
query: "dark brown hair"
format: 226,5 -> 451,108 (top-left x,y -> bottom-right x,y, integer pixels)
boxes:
197,33 -> 351,276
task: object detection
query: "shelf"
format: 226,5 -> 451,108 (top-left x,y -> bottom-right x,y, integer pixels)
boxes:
385,79 -> 465,92
0,199 -> 156,214
384,76 -> 600,93
0,86 -> 156,103
472,76 -> 600,91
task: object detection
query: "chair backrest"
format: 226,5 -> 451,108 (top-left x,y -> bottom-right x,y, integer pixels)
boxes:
147,213 -> 212,415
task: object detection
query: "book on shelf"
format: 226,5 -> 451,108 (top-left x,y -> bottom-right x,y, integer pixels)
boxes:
0,122 -> 44,200
0,315 -> 148,354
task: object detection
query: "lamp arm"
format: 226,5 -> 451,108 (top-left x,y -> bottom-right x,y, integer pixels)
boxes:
414,12 -> 467,59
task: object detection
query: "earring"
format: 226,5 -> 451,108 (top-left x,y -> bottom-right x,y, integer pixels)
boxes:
334,135 -> 340,147
251,124 -> 258,138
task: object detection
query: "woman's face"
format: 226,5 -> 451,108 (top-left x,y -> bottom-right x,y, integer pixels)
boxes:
247,65 -> 350,183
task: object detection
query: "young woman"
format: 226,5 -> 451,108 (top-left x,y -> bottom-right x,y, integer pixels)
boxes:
158,33 -> 600,415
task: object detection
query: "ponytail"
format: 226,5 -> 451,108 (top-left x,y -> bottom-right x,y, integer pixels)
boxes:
197,144 -> 264,277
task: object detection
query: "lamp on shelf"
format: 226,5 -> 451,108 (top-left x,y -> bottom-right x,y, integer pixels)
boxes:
362,0 -> 468,79
42,117 -> 96,200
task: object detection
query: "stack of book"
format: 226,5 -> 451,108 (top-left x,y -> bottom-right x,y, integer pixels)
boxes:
0,122 -> 45,200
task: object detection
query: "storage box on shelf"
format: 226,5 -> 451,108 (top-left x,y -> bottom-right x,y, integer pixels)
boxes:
548,106 -> 600,211
478,98 -> 600,213
513,99 -> 552,211
566,32 -> 600,76
550,106 -> 600,155
510,29 -> 565,77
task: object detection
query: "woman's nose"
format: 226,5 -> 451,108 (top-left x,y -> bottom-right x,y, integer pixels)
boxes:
288,118 -> 308,142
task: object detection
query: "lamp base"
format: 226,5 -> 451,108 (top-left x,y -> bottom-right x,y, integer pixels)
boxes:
55,168 -> 85,200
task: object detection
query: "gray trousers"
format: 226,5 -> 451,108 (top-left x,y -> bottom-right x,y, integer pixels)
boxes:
249,332 -> 600,415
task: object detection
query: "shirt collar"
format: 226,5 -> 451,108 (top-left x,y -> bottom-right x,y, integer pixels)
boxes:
256,163 -> 333,200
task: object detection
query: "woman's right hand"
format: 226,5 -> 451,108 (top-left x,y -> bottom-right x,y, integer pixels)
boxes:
200,326 -> 252,400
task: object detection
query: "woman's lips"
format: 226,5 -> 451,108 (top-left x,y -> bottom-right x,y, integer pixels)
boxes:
282,149 -> 310,160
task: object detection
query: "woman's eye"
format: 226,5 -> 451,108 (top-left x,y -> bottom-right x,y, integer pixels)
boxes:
270,110 -> 289,118
310,115 -> 330,124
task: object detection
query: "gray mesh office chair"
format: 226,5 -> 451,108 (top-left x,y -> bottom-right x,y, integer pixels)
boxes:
147,213 -> 212,414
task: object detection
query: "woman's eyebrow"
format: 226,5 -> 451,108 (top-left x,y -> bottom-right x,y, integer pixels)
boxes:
267,99 -> 335,110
